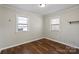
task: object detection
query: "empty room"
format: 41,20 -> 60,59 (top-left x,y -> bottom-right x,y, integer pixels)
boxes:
0,4 -> 79,54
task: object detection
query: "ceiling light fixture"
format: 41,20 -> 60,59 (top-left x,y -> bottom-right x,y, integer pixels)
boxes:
39,4 -> 46,7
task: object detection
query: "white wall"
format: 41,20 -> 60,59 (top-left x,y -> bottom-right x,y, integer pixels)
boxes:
44,5 -> 79,48
0,6 -> 43,49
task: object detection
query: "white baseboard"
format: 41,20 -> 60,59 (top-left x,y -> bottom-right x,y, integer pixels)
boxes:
0,37 -> 43,53
44,37 -> 79,49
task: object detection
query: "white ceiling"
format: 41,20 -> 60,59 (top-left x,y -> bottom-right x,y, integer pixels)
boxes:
2,4 -> 77,15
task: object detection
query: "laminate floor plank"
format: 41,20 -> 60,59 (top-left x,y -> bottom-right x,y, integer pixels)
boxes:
1,38 -> 79,54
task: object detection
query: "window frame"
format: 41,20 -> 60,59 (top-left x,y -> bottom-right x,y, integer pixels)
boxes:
16,16 -> 28,32
50,18 -> 60,31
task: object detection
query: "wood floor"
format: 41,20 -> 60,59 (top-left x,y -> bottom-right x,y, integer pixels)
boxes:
1,38 -> 79,54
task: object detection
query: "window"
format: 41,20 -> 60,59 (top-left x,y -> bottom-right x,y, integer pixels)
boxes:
16,17 -> 28,32
51,18 -> 60,31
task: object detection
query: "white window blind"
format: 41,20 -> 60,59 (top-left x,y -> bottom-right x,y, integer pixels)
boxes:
51,18 -> 60,31
16,17 -> 28,32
